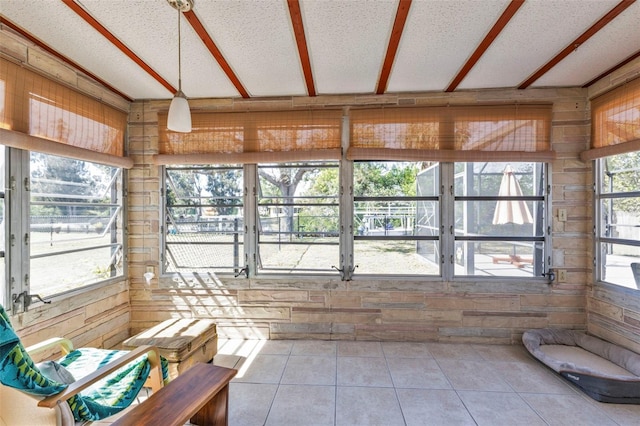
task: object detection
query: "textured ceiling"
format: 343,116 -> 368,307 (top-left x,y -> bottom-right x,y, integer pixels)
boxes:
1,0 -> 639,102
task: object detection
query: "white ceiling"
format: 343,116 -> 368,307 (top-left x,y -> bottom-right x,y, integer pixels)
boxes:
1,0 -> 639,102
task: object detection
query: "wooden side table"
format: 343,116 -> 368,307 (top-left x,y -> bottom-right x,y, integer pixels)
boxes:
122,318 -> 218,379
113,363 -> 237,426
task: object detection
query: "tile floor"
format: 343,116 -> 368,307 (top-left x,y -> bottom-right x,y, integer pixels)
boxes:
211,339 -> 640,426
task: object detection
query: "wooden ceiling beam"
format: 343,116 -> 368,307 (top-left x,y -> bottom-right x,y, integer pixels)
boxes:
519,0 -> 636,89
287,0 -> 316,97
61,0 -> 176,95
446,0 -> 524,92
183,10 -> 250,99
376,0 -> 412,95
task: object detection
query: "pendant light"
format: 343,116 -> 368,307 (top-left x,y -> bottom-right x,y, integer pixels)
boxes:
167,0 -> 193,133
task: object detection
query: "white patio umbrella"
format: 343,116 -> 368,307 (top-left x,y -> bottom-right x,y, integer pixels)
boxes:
492,165 -> 533,225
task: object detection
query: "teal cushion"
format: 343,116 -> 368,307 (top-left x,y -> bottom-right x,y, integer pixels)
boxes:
1,305 -> 170,422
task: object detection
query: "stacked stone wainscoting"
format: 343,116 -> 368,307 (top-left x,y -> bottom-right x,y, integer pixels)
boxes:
7,282 -> 131,359
127,86 -> 600,345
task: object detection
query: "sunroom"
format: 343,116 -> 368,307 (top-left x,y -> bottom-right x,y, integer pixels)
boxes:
1,1 -> 639,424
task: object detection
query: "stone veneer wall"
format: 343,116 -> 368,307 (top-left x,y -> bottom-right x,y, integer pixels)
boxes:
128,85 -> 597,345
0,25 -> 131,351
585,59 -> 640,353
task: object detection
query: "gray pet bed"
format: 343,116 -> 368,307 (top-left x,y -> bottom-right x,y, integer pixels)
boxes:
522,329 -> 640,403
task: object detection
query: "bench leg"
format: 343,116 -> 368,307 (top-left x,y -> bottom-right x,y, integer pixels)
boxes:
190,384 -> 230,426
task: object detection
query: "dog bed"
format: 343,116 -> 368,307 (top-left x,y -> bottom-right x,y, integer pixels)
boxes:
522,328 -> 640,403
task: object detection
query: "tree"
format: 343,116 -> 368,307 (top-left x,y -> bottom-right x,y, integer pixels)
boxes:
205,169 -> 242,216
30,152 -> 96,216
606,152 -> 640,213
306,162 -> 419,233
352,162 -> 418,197
166,169 -> 206,220
259,165 -> 317,233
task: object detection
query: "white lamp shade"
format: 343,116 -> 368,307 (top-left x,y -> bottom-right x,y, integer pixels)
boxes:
167,91 -> 192,132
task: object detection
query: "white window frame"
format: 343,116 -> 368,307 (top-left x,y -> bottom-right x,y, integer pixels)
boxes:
2,147 -> 126,313
594,155 -> 640,290
161,160 -> 553,282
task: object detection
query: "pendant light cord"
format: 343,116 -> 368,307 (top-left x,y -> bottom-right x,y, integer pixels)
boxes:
177,7 -> 182,92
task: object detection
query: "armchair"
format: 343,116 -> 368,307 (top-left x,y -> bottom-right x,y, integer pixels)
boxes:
0,305 -> 169,425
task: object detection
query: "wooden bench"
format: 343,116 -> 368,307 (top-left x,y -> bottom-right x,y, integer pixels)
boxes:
113,363 -> 237,426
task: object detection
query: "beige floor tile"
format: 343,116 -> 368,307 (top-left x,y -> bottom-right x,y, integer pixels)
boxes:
338,340 -> 384,357
437,359 -> 512,391
292,340 -> 338,356
258,339 -> 294,355
217,339 -> 261,357
596,401 -> 640,426
387,357 -> 452,389
490,360 -> 576,394
281,355 -> 337,385
213,339 -> 637,426
229,382 -> 277,426
474,343 -> 534,363
213,353 -> 243,369
522,393 -> 619,426
458,390 -> 547,426
336,386 -> 405,426
396,389 -> 476,426
337,357 -> 393,387
382,341 -> 432,358
232,354 -> 288,384
426,342 -> 484,361
266,385 -> 335,426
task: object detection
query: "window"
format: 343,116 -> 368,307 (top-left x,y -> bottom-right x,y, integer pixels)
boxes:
164,165 -> 244,273
1,148 -> 127,310
257,162 -> 339,274
0,148 -> 5,307
162,160 -> 551,280
159,105 -> 554,281
29,152 -> 124,297
452,162 -> 548,277
353,161 -> 439,275
596,153 -> 640,289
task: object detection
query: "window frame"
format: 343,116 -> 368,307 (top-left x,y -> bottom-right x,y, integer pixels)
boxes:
450,162 -> 550,280
255,161 -> 340,275
162,164 -> 245,274
161,159 -> 553,282
2,146 -> 127,313
351,160 -> 441,277
594,154 -> 640,290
